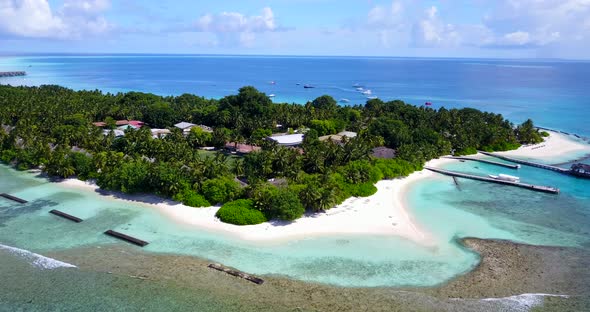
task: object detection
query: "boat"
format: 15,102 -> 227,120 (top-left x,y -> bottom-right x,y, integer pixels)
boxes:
355,87 -> 364,91
270,81 -> 276,85
268,94 -> 276,98
425,102 -> 433,106
366,96 -> 378,100
304,85 -> 315,89
339,98 -> 350,103
361,89 -> 372,95
488,174 -> 520,183
352,83 -> 363,88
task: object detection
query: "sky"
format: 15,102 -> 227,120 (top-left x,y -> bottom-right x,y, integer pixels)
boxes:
0,0 -> 589,59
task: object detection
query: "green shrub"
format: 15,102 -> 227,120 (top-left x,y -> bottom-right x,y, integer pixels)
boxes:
540,131 -> 550,137
202,177 -> 242,205
174,189 -> 211,208
251,183 -> 305,221
349,183 -> 378,197
0,149 -> 17,163
215,199 -> 267,225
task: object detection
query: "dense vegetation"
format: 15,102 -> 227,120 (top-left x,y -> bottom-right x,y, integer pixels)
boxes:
0,84 -> 544,224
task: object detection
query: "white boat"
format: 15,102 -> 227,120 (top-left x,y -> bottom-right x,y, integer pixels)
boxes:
268,94 -> 276,97
366,96 -> 378,100
339,98 -> 350,103
488,174 -> 520,183
361,89 -> 372,95
355,87 -> 364,91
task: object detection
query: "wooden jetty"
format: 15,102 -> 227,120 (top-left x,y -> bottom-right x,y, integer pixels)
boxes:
445,156 -> 520,169
425,167 -> 560,194
208,263 -> 264,285
0,193 -> 28,204
0,71 -> 26,77
49,209 -> 83,223
104,230 -> 149,247
478,151 -> 569,174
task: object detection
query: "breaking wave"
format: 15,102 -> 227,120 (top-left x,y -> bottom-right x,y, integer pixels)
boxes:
0,243 -> 77,270
451,293 -> 569,311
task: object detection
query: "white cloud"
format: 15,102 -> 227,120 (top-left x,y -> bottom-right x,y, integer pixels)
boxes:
193,7 -> 280,48
503,31 -> 531,45
0,0 -> 112,39
195,7 -> 277,33
360,0 -> 590,54
412,6 -> 460,47
482,0 -> 590,47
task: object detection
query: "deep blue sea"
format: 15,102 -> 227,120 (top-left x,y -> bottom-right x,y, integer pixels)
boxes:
1,55 -> 590,136
1,55 -> 590,310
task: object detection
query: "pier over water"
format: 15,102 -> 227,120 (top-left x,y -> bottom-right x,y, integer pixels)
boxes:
478,151 -> 570,174
444,156 -> 520,169
425,167 -> 560,194
0,71 -> 26,77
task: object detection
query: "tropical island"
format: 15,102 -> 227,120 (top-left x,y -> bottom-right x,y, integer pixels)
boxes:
0,84 -> 546,225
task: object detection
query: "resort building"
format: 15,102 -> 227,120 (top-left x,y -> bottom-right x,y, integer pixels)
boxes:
267,134 -> 305,146
319,131 -> 358,144
102,129 -> 125,138
371,147 -> 397,159
151,129 -> 171,139
225,142 -> 261,154
93,120 -> 145,129
174,122 -> 214,134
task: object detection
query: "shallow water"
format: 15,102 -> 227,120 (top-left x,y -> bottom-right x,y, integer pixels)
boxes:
0,165 -> 479,288
409,155 -> 590,248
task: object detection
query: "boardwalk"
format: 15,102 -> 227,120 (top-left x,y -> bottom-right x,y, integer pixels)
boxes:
478,151 -> 569,173
0,193 -> 28,204
445,156 -> 520,169
425,167 -> 560,194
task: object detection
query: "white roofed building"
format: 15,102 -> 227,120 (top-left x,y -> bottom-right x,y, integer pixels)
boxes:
174,122 -> 213,134
267,134 -> 304,146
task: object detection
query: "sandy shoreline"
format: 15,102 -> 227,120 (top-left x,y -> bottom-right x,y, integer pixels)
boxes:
58,157 -> 453,246
56,130 -> 589,246
494,130 -> 590,162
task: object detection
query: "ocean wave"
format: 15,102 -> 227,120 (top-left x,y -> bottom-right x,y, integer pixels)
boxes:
451,293 -> 569,311
0,243 -> 77,270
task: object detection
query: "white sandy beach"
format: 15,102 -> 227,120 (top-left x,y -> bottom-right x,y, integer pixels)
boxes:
56,130 -> 589,247
494,130 -> 590,162
58,158 -> 455,247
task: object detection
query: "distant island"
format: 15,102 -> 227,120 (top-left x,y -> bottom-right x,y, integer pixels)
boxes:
0,85 -> 545,225
0,71 -> 26,77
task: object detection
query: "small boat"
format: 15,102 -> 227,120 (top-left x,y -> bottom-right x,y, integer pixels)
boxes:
366,96 -> 378,100
355,87 -> 364,91
270,81 -> 276,85
352,83 -> 363,88
339,98 -> 350,103
304,85 -> 315,89
361,89 -> 372,95
488,174 -> 520,183
268,94 -> 276,98
425,102 -> 433,106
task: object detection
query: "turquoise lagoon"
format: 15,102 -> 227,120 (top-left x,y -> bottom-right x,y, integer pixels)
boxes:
1,139 -> 589,288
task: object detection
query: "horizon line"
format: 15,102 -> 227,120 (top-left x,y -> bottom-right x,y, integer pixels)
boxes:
1,51 -> 588,62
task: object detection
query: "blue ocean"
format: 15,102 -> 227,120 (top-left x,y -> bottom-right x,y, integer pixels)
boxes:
1,55 -> 590,136
1,55 -> 589,310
